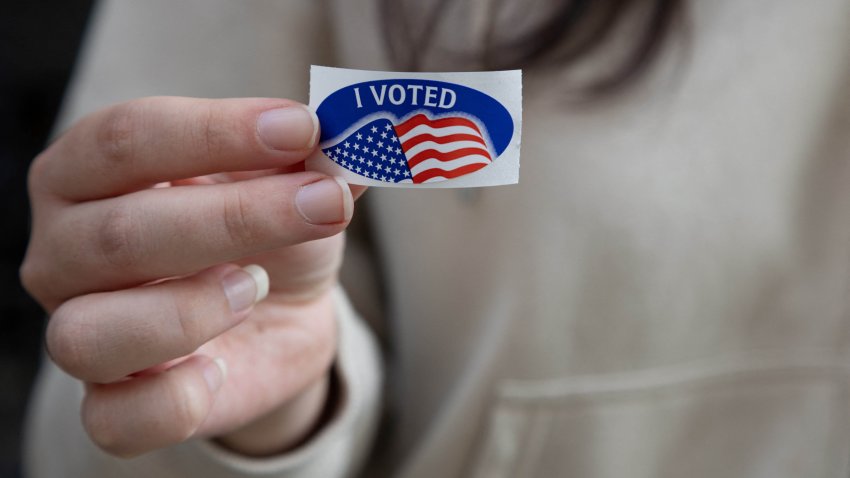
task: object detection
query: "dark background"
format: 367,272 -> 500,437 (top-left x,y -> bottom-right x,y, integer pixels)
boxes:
0,1 -> 95,476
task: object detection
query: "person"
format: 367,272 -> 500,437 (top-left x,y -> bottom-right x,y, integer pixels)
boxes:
21,0 -> 850,477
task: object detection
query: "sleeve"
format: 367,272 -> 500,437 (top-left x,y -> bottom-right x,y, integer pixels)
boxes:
53,0 -> 335,130
24,1 -> 385,477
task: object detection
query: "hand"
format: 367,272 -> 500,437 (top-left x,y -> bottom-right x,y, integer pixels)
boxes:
21,97 -> 362,457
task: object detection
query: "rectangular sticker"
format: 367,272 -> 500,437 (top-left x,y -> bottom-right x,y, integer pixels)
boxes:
307,66 -> 522,188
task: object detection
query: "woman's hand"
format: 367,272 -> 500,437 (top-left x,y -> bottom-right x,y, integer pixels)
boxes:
21,97 -> 360,457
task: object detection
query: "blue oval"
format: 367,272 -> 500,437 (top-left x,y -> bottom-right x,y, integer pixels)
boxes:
316,79 -> 513,156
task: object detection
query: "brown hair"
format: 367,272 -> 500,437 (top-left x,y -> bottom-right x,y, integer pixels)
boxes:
380,0 -> 685,97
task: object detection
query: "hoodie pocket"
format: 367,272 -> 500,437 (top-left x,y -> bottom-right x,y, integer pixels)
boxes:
468,353 -> 850,478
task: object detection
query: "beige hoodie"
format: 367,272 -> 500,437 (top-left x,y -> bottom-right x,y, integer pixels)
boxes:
25,1 -> 850,477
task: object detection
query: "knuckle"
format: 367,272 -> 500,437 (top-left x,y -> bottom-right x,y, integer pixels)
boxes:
278,236 -> 343,299
81,395 -> 126,456
97,202 -> 144,269
166,294 -> 205,354
19,256 -> 43,299
27,152 -> 50,191
46,303 -> 92,378
222,187 -> 263,247
194,102 -> 230,160
20,253 -> 63,312
163,378 -> 208,440
96,102 -> 141,167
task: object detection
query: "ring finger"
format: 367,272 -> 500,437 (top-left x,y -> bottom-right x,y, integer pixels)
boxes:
46,263 -> 269,384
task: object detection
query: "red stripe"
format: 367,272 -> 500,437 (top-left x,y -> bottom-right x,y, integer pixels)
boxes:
401,133 -> 485,151
407,147 -> 491,168
412,163 -> 489,184
394,114 -> 482,137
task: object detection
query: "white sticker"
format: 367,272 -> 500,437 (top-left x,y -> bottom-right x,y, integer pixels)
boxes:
307,66 -> 522,188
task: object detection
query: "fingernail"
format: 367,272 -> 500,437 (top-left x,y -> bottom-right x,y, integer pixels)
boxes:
221,265 -> 269,313
257,106 -> 319,151
203,358 -> 227,393
242,264 -> 270,303
295,177 -> 353,225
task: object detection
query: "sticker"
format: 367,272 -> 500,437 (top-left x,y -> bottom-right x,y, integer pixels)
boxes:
307,66 -> 522,188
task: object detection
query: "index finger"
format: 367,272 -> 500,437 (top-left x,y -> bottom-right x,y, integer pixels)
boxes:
33,97 -> 319,201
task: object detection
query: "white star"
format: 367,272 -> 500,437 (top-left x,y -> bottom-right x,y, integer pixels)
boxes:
362,147 -> 369,155
342,150 -> 349,157
355,166 -> 362,173
394,169 -> 400,175
353,143 -> 360,150
371,149 -> 378,156
371,171 -> 378,178
380,132 -> 388,139
391,136 -> 398,143
356,133 -> 363,140
358,156 -> 365,163
342,161 -> 348,167
384,123 -> 392,130
380,154 -> 387,161
376,164 -> 383,171
367,160 -> 374,167
395,147 -> 402,155
403,170 -> 410,177
366,136 -> 374,143
371,125 -> 378,133
381,175 -> 387,181
344,141 -> 350,148
377,141 -> 384,148
334,147 -> 341,154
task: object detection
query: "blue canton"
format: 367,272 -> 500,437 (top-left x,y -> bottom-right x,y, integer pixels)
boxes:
322,118 -> 412,183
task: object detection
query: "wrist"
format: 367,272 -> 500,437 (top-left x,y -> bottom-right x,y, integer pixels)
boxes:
214,370 -> 333,456
213,288 -> 340,457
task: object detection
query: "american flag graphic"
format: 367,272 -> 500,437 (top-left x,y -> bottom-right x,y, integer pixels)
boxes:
322,113 -> 492,184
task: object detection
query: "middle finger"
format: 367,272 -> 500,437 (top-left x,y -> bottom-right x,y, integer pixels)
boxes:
40,172 -> 352,301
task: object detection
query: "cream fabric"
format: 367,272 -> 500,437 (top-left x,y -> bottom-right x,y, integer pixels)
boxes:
24,0 -> 850,477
